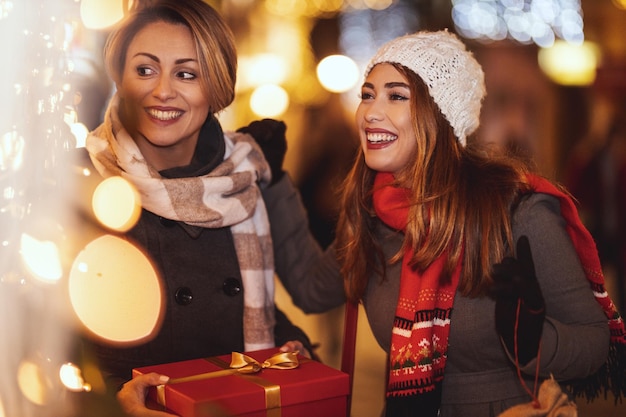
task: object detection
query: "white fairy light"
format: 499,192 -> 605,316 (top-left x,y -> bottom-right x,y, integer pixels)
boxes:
452,0 -> 584,47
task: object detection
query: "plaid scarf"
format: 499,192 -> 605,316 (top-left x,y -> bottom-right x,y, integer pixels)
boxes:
86,94 -> 276,352
373,171 -> 626,414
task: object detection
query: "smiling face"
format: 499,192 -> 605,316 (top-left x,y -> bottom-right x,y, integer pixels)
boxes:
117,21 -> 210,170
355,63 -> 418,175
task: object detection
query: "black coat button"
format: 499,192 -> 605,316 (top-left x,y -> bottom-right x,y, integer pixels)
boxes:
175,287 -> 193,305
223,278 -> 242,296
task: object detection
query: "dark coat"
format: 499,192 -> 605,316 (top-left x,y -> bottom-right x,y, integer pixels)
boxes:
71,120 -> 312,391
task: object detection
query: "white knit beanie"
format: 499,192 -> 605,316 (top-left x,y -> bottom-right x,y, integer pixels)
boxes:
365,30 -> 486,145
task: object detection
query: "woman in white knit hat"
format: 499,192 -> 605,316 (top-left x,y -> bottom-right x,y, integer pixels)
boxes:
268,30 -> 624,417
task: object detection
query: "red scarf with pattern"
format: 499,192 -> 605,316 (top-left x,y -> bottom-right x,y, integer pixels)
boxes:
373,171 -> 626,408
373,172 -> 460,405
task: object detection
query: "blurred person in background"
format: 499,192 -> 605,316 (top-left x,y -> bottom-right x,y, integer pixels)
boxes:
564,95 -> 626,314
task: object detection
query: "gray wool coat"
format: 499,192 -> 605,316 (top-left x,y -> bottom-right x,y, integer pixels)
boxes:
265,176 -> 610,417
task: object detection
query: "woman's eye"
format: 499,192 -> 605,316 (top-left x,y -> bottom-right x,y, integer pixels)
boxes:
359,92 -> 374,100
178,71 -> 196,80
137,67 -> 154,76
390,93 -> 408,101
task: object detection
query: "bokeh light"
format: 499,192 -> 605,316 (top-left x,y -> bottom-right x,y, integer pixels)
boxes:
249,84 -> 289,118
239,53 -> 289,90
613,0 -> 626,10
538,39 -> 600,86
17,360 -> 52,406
317,54 -> 360,93
1,0 -> 84,414
264,0 -> 310,17
452,0 -> 584,47
20,233 -> 63,282
69,122 -> 89,148
91,176 -> 141,232
69,234 -> 163,344
59,363 -> 91,392
79,0 -> 125,30
0,129 -> 25,173
363,0 -> 394,10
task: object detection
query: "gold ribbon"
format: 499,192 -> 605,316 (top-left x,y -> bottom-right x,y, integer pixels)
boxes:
229,350 -> 300,373
156,351 -> 299,415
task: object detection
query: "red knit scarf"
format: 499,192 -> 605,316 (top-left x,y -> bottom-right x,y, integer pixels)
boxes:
373,172 -> 461,402
373,171 -> 626,407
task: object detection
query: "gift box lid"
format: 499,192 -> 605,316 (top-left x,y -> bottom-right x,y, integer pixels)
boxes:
133,348 -> 350,416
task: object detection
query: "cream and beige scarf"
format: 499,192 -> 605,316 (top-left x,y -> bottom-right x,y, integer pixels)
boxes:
86,94 -> 276,351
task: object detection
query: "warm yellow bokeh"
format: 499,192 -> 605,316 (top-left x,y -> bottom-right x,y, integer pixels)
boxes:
250,84 -> 290,118
239,53 -> 289,90
612,0 -> 626,10
538,40 -> 601,86
17,361 -> 51,406
92,176 -> 142,232
59,363 -> 91,392
69,235 -> 163,344
317,54 -> 360,93
79,0 -> 125,30
20,233 -> 63,282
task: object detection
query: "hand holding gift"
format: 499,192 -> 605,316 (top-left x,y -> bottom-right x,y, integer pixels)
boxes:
118,373 -> 176,417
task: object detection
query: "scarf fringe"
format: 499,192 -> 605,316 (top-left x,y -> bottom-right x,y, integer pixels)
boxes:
566,340 -> 626,404
387,381 -> 440,397
388,376 -> 437,395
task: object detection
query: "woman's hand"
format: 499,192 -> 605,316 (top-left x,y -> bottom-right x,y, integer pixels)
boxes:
117,373 -> 178,417
279,340 -> 311,359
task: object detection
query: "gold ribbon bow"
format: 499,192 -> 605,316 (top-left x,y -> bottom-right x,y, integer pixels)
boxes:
156,351 -> 300,412
229,351 -> 300,373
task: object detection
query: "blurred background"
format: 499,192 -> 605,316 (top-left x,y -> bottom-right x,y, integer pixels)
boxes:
1,0 -> 625,416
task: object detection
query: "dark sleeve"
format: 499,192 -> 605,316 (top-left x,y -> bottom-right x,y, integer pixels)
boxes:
262,174 -> 346,313
273,306 -> 318,360
512,193 -> 610,381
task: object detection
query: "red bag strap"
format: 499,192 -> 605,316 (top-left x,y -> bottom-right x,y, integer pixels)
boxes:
341,301 -> 359,416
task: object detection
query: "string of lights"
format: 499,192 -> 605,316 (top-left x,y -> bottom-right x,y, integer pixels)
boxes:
452,0 -> 584,47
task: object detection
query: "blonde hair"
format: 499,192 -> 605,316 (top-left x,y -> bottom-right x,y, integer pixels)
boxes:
103,0 -> 237,112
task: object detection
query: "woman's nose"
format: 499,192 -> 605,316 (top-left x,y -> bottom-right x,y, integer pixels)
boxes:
153,76 -> 175,100
364,104 -> 383,122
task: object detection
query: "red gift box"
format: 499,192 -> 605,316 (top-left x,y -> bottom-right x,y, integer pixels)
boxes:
132,348 -> 350,417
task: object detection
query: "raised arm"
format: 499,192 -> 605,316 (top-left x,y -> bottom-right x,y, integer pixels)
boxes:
262,175 -> 346,314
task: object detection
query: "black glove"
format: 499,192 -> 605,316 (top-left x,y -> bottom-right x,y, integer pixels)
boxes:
237,118 -> 287,185
490,235 -> 545,365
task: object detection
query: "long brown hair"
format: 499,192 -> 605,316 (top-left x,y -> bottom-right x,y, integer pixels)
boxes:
336,63 -> 532,303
